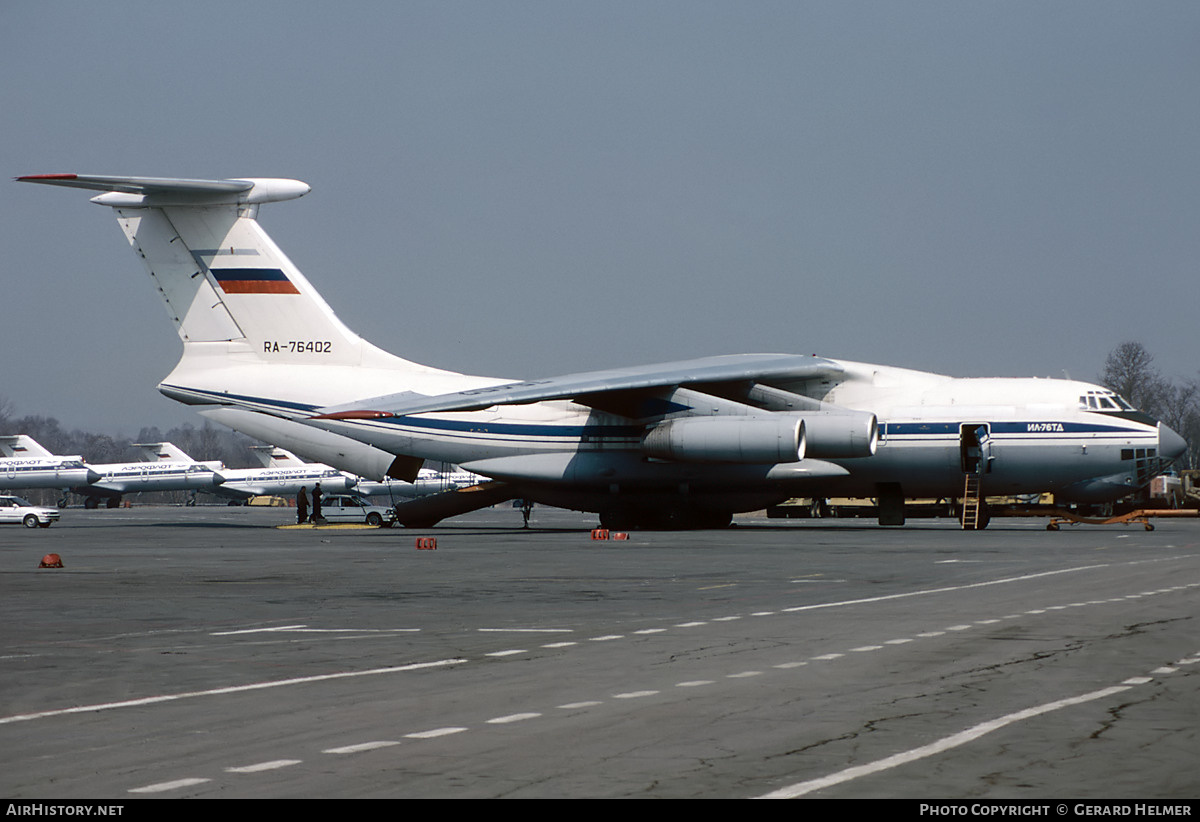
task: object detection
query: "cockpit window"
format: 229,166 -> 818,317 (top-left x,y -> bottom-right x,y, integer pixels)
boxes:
1080,390 -> 1137,413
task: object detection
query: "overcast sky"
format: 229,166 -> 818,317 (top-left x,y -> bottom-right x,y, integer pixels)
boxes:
3,1 -> 1197,437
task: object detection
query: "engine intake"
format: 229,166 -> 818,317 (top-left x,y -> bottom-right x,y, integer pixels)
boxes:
798,410 -> 878,458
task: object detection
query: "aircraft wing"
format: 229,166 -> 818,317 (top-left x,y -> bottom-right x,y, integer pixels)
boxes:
314,353 -> 842,419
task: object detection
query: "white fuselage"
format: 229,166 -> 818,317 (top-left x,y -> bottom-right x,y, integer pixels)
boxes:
0,457 -> 97,490
214,465 -> 355,500
82,460 -> 225,497
20,172 -> 1184,525
161,352 -> 1172,510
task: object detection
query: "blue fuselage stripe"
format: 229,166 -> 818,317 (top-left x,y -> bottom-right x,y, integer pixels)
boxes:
164,385 -> 1154,442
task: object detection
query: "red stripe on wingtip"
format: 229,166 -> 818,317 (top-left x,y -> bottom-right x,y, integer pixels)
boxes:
309,410 -> 395,421
16,174 -> 78,180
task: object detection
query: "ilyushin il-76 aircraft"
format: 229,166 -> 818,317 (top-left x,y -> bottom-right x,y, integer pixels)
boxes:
18,174 -> 1187,529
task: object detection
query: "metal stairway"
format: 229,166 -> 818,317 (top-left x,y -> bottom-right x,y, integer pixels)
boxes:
961,473 -> 983,530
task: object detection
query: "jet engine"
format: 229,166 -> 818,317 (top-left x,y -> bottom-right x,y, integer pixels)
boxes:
641,416 -> 806,464
796,410 -> 878,459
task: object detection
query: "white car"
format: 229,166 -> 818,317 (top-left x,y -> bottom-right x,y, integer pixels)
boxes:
0,495 -> 61,528
317,494 -> 397,527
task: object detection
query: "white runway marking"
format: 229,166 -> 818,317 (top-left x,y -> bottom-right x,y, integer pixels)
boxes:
487,712 -> 542,724
405,727 -> 468,739
780,565 -> 1110,616
756,684 -> 1135,799
226,759 -> 301,773
114,571 -> 1200,796
324,740 -> 401,754
128,777 -> 211,793
0,658 -> 467,726
213,625 -> 307,635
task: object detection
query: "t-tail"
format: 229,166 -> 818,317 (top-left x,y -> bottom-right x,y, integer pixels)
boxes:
18,175 -> 411,365
17,174 -> 461,480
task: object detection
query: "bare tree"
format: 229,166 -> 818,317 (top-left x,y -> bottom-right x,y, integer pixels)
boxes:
1100,342 -> 1200,470
1158,378 -> 1200,470
1100,341 -> 1166,414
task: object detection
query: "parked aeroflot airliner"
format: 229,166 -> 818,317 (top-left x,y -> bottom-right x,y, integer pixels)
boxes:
0,436 -> 98,490
138,442 -> 355,502
17,174 -> 1188,529
3,436 -> 226,508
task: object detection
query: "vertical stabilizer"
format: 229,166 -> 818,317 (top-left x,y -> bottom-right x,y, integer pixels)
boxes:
250,445 -> 305,468
133,442 -> 194,463
115,202 -> 367,364
0,435 -> 54,459
16,174 -> 430,371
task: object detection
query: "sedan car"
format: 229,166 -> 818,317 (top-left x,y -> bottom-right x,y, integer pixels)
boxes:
317,494 -> 396,526
0,495 -> 61,528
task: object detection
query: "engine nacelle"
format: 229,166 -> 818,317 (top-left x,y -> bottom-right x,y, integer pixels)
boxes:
642,416 -> 806,464
797,410 -> 879,459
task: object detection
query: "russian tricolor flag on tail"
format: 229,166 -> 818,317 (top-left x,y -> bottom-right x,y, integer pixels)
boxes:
210,268 -> 300,294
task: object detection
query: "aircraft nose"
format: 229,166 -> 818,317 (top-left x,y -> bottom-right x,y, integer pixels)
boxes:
1159,422 -> 1187,461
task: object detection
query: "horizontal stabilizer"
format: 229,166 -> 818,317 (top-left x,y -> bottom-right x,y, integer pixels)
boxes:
16,174 -> 310,206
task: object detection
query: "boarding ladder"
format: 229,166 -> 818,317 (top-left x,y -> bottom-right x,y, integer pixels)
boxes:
961,473 -> 983,530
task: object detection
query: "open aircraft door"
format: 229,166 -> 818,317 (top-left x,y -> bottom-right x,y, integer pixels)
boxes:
960,423 -> 994,475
